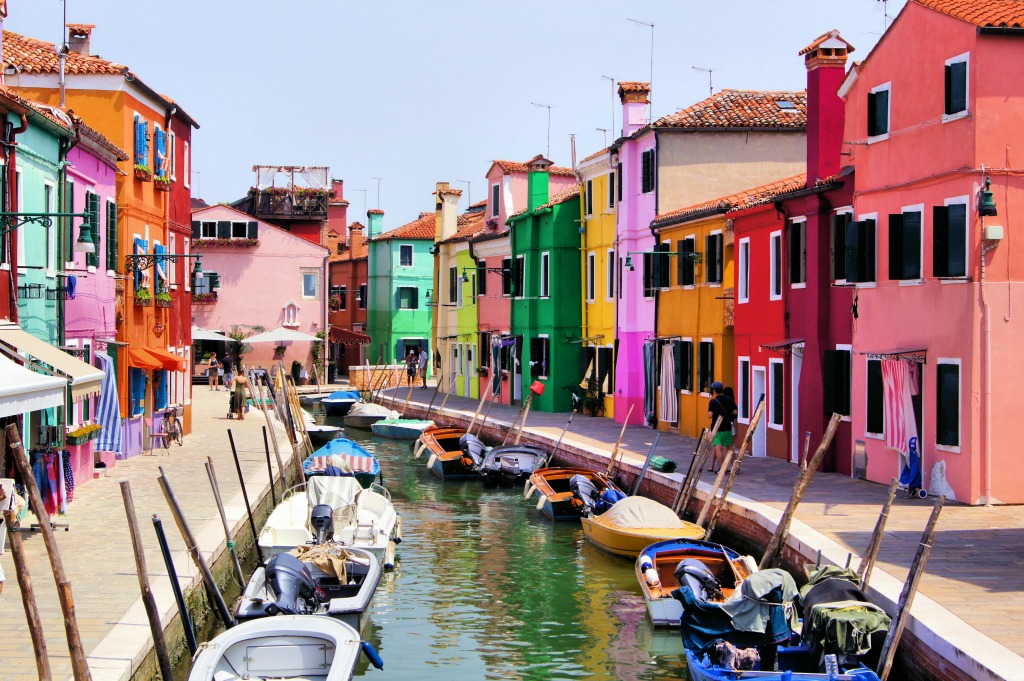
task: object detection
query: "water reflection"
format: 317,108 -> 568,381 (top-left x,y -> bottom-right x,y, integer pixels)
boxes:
320,414 -> 687,680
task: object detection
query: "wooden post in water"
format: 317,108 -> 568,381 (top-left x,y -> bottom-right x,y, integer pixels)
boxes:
759,412 -> 842,570
513,393 -> 535,445
4,424 -> 92,681
3,510 -> 51,681
502,396 -> 530,445
228,429 -> 267,566
434,373 -> 459,426
605,404 -> 635,476
544,410 -> 577,467
629,433 -> 662,496
701,398 -> 765,533
858,478 -> 900,589
118,482 -> 174,681
465,384 -> 490,432
674,417 -> 722,516
473,383 -> 500,436
157,467 -> 236,628
400,381 -> 417,418
423,372 -> 444,420
695,452 -> 733,527
261,425 -> 278,505
673,427 -> 709,513
244,363 -> 287,487
205,458 -> 246,587
877,495 -> 945,681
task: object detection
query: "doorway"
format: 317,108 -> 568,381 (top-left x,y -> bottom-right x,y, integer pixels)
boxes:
790,347 -> 803,464
464,344 -> 475,396
751,366 -> 767,457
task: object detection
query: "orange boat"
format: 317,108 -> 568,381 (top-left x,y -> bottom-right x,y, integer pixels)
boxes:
418,426 -> 482,481
525,467 -> 622,520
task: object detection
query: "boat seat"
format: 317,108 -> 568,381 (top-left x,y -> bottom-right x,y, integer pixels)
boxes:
261,526 -> 312,549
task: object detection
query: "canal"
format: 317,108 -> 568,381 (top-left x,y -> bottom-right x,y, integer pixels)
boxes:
326,422 -> 690,680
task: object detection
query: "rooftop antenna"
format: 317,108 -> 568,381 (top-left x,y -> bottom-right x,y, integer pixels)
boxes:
692,66 -> 715,98
57,0 -> 69,107
596,127 -> 608,147
877,0 -> 893,30
601,75 -> 616,137
456,180 -> 471,208
627,18 -> 655,120
531,101 -> 553,157
371,177 -> 382,208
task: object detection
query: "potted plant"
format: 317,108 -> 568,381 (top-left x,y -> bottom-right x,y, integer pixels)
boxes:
154,174 -> 171,192
582,390 -> 605,417
66,424 -> 101,446
134,286 -> 152,306
155,290 -> 172,308
134,164 -> 152,181
192,291 -> 217,303
476,366 -> 490,377
500,369 -> 510,381
273,345 -> 287,358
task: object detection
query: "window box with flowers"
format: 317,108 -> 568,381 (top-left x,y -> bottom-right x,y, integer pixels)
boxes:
154,175 -> 171,192
134,286 -> 152,306
192,291 -> 218,304
134,164 -> 152,182
66,424 -> 101,446
476,366 -> 490,377
194,237 -> 260,248
155,290 -> 172,308
500,369 -> 510,381
328,295 -> 343,311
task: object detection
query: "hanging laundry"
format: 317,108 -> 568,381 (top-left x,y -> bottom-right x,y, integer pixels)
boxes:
43,451 -> 58,515
63,449 -> 75,504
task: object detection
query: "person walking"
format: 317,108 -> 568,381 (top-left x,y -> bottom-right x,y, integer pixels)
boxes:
707,381 -> 738,473
208,355 -> 221,391
405,349 -> 418,386
232,372 -> 250,420
222,354 -> 235,391
418,346 -> 429,388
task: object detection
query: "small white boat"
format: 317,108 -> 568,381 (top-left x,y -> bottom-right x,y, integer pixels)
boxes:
371,417 -> 434,439
187,615 -> 380,681
259,476 -> 402,568
322,390 -> 361,416
235,544 -> 381,634
344,402 -> 398,429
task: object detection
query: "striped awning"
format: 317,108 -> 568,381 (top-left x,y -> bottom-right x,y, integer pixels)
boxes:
0,321 -> 103,401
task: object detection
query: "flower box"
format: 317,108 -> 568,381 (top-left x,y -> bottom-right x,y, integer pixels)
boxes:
134,295 -> 151,306
192,292 -> 217,304
154,181 -> 171,192
155,297 -> 172,308
134,166 -> 152,182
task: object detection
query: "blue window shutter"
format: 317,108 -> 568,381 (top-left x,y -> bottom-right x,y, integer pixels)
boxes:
156,370 -> 168,410
134,115 -> 142,165
154,129 -> 166,176
142,121 -> 150,165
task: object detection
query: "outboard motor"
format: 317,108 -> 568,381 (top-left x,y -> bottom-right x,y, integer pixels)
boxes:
309,504 -> 335,545
264,553 -> 317,615
460,434 -> 487,467
569,474 -> 599,512
594,487 -> 626,514
674,558 -> 724,603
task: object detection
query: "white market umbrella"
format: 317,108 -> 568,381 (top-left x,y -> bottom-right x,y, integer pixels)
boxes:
191,326 -> 231,342
245,327 -> 322,343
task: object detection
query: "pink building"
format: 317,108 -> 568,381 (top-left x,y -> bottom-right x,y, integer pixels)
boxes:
190,205 -> 328,376
841,0 -> 1024,504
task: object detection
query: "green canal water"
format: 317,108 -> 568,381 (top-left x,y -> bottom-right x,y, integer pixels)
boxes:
330,422 -> 690,680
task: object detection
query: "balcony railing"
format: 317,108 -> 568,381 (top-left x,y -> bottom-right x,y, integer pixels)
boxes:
254,189 -> 329,220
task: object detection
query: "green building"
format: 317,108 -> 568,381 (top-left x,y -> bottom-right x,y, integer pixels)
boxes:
507,156 -> 582,412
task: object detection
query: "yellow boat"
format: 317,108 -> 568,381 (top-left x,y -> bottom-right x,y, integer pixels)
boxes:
581,496 -> 705,558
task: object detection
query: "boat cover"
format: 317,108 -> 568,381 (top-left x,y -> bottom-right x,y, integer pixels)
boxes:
591,495 -> 689,529
674,585 -> 794,653
327,391 -> 361,401
799,566 -> 890,657
306,476 -> 363,510
304,454 -> 376,475
720,569 -> 799,634
348,402 -> 398,418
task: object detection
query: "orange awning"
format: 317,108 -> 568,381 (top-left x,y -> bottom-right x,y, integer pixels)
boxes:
127,348 -> 161,370
138,347 -> 188,372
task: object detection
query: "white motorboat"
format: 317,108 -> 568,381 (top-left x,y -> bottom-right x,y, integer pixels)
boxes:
259,476 -> 402,569
235,544 -> 381,634
343,401 -> 398,429
187,615 -> 381,681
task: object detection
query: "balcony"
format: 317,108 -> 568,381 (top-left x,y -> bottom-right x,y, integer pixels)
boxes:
252,187 -> 329,221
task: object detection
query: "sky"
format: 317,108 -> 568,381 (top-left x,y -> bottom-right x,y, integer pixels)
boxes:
7,0 -> 908,230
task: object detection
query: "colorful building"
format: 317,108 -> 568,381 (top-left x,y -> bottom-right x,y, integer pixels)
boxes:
506,156 -> 582,413
326,188 -> 371,379
841,0 -> 1024,504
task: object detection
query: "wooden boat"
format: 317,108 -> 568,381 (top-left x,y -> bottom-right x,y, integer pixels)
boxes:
371,417 -> 434,440
581,496 -> 705,558
420,426 -> 482,480
344,402 -> 397,429
526,467 -> 623,521
321,390 -> 361,416
685,650 -> 880,681
235,545 -> 381,634
259,476 -> 402,569
303,438 -> 381,489
299,392 -> 333,406
636,538 -> 755,627
306,423 -> 342,446
478,442 -> 547,486
187,615 -> 378,681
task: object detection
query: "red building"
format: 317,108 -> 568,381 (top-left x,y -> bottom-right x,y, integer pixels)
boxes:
327,188 -> 371,378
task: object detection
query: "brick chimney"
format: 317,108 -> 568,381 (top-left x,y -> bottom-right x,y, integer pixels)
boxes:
326,177 -> 348,236
525,155 -> 552,211
618,81 -> 650,137
434,182 -> 462,242
66,24 -> 95,56
367,209 -> 384,239
348,222 -> 366,259
799,30 -> 853,187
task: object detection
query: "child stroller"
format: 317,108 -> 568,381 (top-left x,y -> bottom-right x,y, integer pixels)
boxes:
227,389 -> 245,419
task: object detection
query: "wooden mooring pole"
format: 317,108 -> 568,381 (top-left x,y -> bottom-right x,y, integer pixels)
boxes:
3,509 -> 51,681
857,478 -> 900,589
701,398 -> 766,536
205,458 -> 247,587
605,404 -> 636,477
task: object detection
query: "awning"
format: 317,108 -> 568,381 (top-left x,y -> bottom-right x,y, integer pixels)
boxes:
127,348 -> 162,370
139,347 -> 188,372
760,338 -> 806,354
0,353 -> 66,418
0,321 -> 103,401
330,328 -> 371,345
247,327 -> 321,343
860,348 -> 927,364
192,326 -> 231,342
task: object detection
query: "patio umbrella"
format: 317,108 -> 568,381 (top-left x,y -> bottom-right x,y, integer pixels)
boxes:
191,326 -> 231,342
245,327 -> 322,343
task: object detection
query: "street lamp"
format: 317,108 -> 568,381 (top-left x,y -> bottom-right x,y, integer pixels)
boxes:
0,212 -> 96,252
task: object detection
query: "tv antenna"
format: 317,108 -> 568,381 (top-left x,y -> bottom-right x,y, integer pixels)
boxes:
531,102 -> 553,157
601,75 -> 616,137
456,180 -> 471,207
692,66 -> 715,98
627,18 -> 655,120
596,128 -> 608,147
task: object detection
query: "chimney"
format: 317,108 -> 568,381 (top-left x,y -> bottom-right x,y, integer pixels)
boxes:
326,177 -> 348,236
525,155 -> 552,211
348,222 -> 366,258
66,24 -> 95,56
367,209 -> 384,239
435,182 -> 462,242
800,30 -> 853,187
618,81 -> 650,137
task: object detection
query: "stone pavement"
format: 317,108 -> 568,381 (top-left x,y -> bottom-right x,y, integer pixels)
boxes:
0,386 -> 298,681
380,383 -> 1024,681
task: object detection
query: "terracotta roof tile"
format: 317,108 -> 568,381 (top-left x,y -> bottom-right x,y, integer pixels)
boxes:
618,81 -> 651,94
492,159 -> 575,177
652,173 -> 807,227
579,147 -> 610,164
439,212 -> 486,244
437,187 -> 462,197
373,212 -> 436,241
509,185 -> 581,219
3,30 -> 126,75
913,0 -> 1024,26
655,90 -> 807,129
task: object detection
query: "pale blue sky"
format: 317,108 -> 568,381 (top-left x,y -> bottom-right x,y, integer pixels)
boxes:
8,0 -> 907,229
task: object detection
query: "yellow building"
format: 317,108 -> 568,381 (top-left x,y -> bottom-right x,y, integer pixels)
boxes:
577,149 -> 617,417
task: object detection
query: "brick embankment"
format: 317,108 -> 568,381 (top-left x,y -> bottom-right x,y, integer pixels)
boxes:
384,385 -> 1024,681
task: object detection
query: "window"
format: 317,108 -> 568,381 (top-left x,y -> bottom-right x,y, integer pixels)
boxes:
936,360 -> 960,448
677,237 -> 695,287
585,179 -> 594,216
470,273 -> 477,304
642,252 -> 654,298
169,233 -> 177,286
133,114 -> 149,168
737,357 -> 750,422
154,125 -> 167,178
129,367 -> 145,416
44,182 -> 56,273
845,217 -> 877,283
85,190 -> 100,269
676,339 -> 694,392
607,171 -> 615,208
61,177 -> 72,263
200,221 -> 217,238
530,336 -> 550,377
480,332 -> 491,368
477,264 -> 487,296
358,283 -> 367,309
653,242 -> 670,289
944,53 -> 968,118
705,232 -> 723,284
738,238 -> 750,303
698,340 -> 714,394
183,141 -> 190,188
867,83 -> 890,139
823,347 -> 852,417
399,244 -> 413,266
641,148 -> 655,193
106,199 -> 118,273
397,286 -> 418,309
301,270 -> 319,298
789,219 -> 806,286
338,285 -> 348,310
502,257 -> 513,296
769,359 -> 784,428
513,255 -> 524,298
832,210 -> 852,282
616,162 -> 623,201
888,208 -> 922,281
770,231 -> 782,300
183,238 -> 190,290
449,266 -> 458,303
586,252 -> 596,301
540,252 -> 550,298
866,359 -> 884,437
491,183 -> 500,217
933,201 -> 968,278
231,221 -> 248,239
606,249 -> 615,299
168,131 -> 177,180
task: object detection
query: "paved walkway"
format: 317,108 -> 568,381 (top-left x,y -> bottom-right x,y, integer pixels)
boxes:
379,383 -> 1024,681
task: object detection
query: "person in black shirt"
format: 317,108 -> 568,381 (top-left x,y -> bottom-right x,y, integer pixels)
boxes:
707,381 -> 738,473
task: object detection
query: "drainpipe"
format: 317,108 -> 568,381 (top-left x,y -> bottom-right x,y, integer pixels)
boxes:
981,232 -> 997,506
3,113 -> 27,322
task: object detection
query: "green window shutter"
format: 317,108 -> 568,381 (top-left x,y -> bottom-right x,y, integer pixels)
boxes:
247,221 -> 258,239
946,204 -> 967,277
216,221 -> 231,239
932,206 -> 949,277
86,192 -> 100,268
673,341 -> 684,391
411,287 -> 419,310
106,201 -> 119,273
866,360 -> 884,434
903,211 -> 922,280
846,220 -> 863,282
832,213 -> 848,281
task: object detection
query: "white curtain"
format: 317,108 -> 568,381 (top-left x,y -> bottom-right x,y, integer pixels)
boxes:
659,342 -> 677,424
